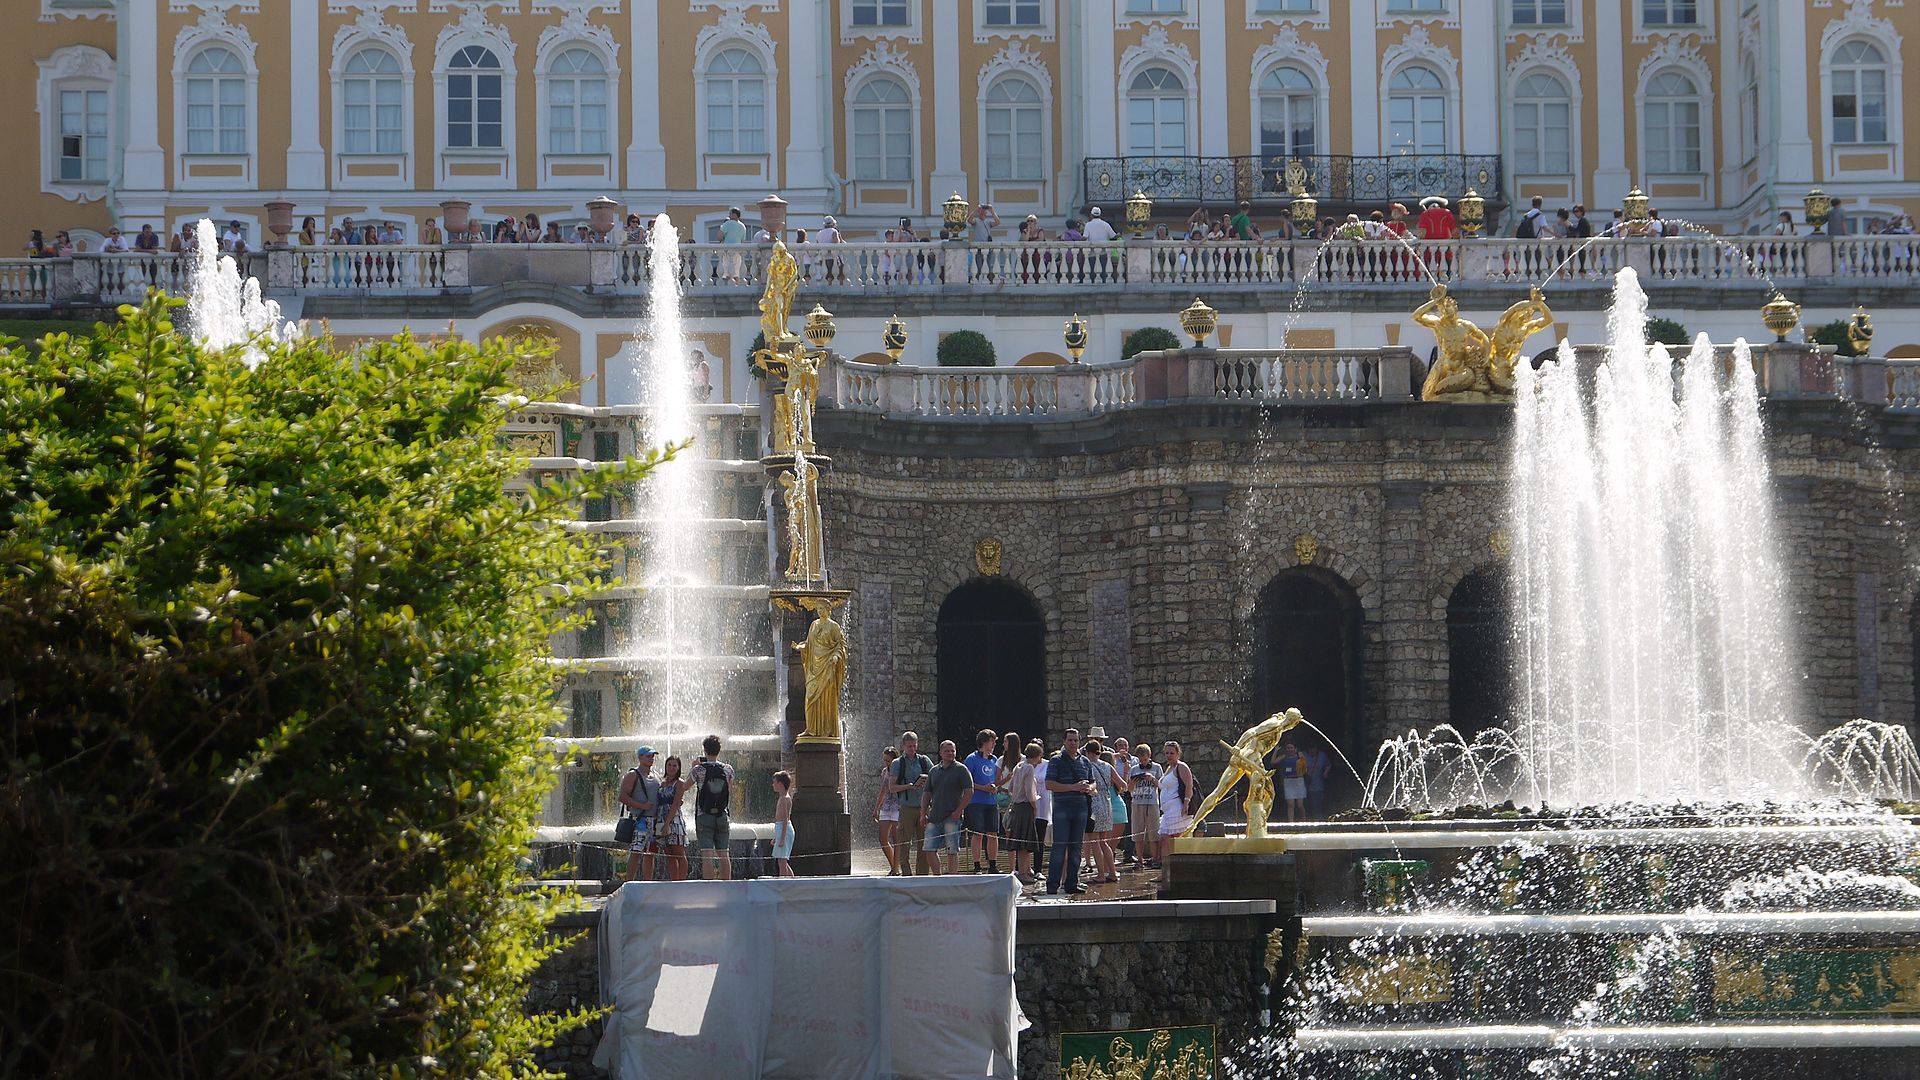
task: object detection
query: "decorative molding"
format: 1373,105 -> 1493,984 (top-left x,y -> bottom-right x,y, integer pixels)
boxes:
530,0 -> 622,14
1245,2 -> 1328,31
842,39 -> 920,99
331,8 -> 414,66
1381,23 -> 1459,85
1822,0 -> 1904,54
694,5 -> 779,70
40,0 -> 116,21
175,8 -> 259,66
1117,23 -> 1198,86
435,4 -> 517,63
1635,35 -> 1710,88
327,0 -> 417,13
427,0 -> 521,14
1382,6 -> 1459,31
39,42 -> 113,82
976,39 -> 1052,96
1250,23 -> 1329,86
1115,3 -> 1199,31
689,0 -> 779,10
1510,37 -> 1582,98
974,537 -> 1003,576
169,0 -> 259,12
537,8 -> 622,67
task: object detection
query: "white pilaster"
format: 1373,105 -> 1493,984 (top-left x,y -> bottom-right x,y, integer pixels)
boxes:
1084,0 -> 1117,156
783,0 -> 829,196
1460,12 -> 1498,156
1347,0 -> 1381,156
121,0 -> 165,190
1773,0 -> 1815,184
929,0 -> 968,201
625,0 -> 667,189
1592,0 -> 1631,206
286,0 -> 326,189
1198,12 -> 1228,155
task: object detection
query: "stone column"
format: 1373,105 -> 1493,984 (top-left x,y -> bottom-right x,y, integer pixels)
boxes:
625,0 -> 668,189
929,1 -> 969,202
1346,1 -> 1381,156
1771,0 -> 1816,187
286,0 -> 327,189
120,0 -> 165,192
1082,0 -> 1118,157
1198,14 -> 1228,157
783,0 -> 831,198
1590,0 -> 1631,209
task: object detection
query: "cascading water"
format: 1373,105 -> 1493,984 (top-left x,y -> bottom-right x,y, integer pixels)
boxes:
184,219 -> 295,367
1509,267 -> 1804,805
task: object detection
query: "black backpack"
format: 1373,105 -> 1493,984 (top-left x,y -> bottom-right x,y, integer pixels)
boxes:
1515,213 -> 1537,240
695,759 -> 731,814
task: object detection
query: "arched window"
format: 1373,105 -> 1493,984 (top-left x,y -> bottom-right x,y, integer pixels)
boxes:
1446,568 -> 1512,740
851,76 -> 913,180
705,47 -> 767,154
1512,71 -> 1571,174
1251,567 -> 1365,807
1387,65 -> 1448,155
446,45 -> 502,149
1257,66 -> 1316,159
341,48 -> 403,154
184,47 -> 247,154
546,48 -> 608,154
1832,40 -> 1889,144
983,75 -> 1043,180
1643,69 -> 1702,172
1125,67 -> 1187,156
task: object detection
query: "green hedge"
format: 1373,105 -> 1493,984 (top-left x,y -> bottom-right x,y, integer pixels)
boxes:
936,329 -> 997,367
1122,326 -> 1182,359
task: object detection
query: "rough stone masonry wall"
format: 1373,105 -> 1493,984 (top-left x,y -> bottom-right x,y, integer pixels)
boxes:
816,398 -> 1920,808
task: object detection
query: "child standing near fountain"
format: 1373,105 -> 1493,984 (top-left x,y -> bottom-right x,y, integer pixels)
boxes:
771,772 -> 795,878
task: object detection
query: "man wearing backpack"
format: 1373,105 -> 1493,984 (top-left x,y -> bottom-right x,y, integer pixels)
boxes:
691,734 -> 735,880
885,731 -> 934,875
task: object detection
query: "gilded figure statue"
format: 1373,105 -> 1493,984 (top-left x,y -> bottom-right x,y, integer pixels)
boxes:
1416,285 -> 1492,400
761,241 -> 800,347
783,347 -> 818,452
1485,288 -> 1554,395
792,597 -> 847,741
779,470 -> 826,582
1181,708 -> 1304,838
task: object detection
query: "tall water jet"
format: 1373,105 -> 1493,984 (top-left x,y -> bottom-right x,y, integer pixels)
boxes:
1509,267 -> 1803,806
184,219 -> 295,367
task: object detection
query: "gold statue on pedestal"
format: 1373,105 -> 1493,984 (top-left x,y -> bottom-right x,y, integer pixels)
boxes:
792,596 -> 846,742
1180,708 -> 1303,840
1417,285 -> 1553,403
760,241 -> 799,347
779,469 -> 825,582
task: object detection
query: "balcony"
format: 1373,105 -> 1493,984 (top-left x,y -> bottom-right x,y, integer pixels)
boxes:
1081,154 -> 1504,207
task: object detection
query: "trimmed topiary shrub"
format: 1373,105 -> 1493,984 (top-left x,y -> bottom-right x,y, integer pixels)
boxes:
0,297 -> 653,1077
1122,326 -> 1182,360
1645,316 -> 1689,346
1808,318 -> 1866,357
936,329 -> 997,367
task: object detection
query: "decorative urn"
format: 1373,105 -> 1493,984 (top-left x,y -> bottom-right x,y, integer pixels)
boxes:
587,196 -> 620,237
757,193 -> 788,238
882,313 -> 909,363
1125,190 -> 1153,238
1623,186 -> 1652,234
1457,188 -> 1486,238
1761,292 -> 1802,342
1290,190 -> 1319,233
942,192 -> 970,239
803,304 -> 837,350
1804,187 -> 1834,235
264,200 -> 295,246
1179,297 -> 1218,347
1063,313 -> 1089,363
439,199 -> 472,238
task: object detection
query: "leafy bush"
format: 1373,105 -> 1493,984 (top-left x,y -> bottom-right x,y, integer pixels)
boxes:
936,329 -> 997,367
1122,326 -> 1182,359
1644,316 -> 1689,346
746,329 -> 768,379
1808,318 -> 1866,357
0,298 -> 653,1077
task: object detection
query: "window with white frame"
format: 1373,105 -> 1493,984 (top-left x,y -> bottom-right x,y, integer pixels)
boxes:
1387,66 -> 1448,155
1642,0 -> 1698,26
1386,0 -> 1445,11
1643,70 -> 1702,172
341,48 -> 403,154
705,48 -> 767,154
851,76 -> 913,180
1126,0 -> 1184,13
983,75 -> 1043,179
1253,0 -> 1316,11
851,0 -> 909,26
1512,71 -> 1571,174
446,45 -> 503,149
983,0 -> 1042,26
546,48 -> 609,154
1740,54 -> 1760,160
1511,0 -> 1567,23
1257,66 -> 1316,159
1831,40 -> 1889,144
1126,67 -> 1188,155
184,47 -> 247,154
57,86 -> 108,181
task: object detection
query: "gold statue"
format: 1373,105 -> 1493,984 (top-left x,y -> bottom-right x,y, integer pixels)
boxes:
779,469 -> 825,582
792,597 -> 846,741
761,241 -> 800,347
1180,708 -> 1303,839
1485,288 -> 1554,395
1416,284 -> 1492,400
784,347 -> 818,452
1849,307 -> 1875,357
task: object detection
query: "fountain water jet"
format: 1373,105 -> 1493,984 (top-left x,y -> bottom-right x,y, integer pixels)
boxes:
184,219 -> 296,367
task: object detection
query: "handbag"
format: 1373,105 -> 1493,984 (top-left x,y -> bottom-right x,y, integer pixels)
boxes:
614,815 -> 637,845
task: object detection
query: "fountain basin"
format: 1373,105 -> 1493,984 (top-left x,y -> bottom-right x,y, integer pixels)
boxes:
548,654 -> 776,673
592,583 -> 771,602
569,517 -> 764,534
1295,1022 -> 1920,1051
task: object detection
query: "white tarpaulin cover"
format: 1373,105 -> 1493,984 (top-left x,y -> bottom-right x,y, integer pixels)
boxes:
592,875 -> 1020,1080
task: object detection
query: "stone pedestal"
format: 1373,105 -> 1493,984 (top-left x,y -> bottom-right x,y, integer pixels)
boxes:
791,739 -> 851,876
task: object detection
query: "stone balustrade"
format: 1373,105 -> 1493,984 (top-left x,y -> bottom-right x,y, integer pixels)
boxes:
5,235 -> 1917,310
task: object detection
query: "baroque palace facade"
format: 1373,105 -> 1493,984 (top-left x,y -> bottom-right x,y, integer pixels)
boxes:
15,0 -> 1920,246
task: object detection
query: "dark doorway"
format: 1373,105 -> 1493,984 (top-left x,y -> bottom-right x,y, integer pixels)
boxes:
936,581 -> 1046,752
1251,568 -> 1364,804
1447,566 -> 1513,739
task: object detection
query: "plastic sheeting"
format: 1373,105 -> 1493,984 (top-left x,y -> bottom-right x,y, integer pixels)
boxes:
593,875 -> 1020,1080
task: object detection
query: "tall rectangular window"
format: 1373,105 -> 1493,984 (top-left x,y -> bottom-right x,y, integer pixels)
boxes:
1511,0 -> 1567,24
1642,0 -> 1698,26
58,88 -> 107,181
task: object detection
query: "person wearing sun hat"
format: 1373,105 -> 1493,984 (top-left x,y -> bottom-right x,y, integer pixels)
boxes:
1417,195 -> 1457,241
618,746 -> 661,882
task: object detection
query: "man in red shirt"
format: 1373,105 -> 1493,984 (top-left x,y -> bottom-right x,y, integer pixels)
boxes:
1416,195 -> 1457,240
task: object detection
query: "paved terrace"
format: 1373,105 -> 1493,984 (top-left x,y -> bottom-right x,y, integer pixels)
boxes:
3,235 -> 1915,320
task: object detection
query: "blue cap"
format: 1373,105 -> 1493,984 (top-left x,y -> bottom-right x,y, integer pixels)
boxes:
636,745 -> 658,757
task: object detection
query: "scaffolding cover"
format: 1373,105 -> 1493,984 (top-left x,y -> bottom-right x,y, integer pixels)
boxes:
593,875 -> 1021,1079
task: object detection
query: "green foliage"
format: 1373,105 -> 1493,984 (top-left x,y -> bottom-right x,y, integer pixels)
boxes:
1808,318 -> 1866,357
0,298 -> 659,1078
0,316 -> 115,355
746,330 -> 768,380
1644,316 -> 1689,347
936,329 -> 997,368
1122,326 -> 1182,360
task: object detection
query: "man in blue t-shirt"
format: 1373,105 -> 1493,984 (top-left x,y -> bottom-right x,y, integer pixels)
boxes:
963,729 -> 1003,874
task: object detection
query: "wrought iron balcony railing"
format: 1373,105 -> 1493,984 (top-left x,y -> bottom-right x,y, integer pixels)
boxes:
1082,154 -> 1503,206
